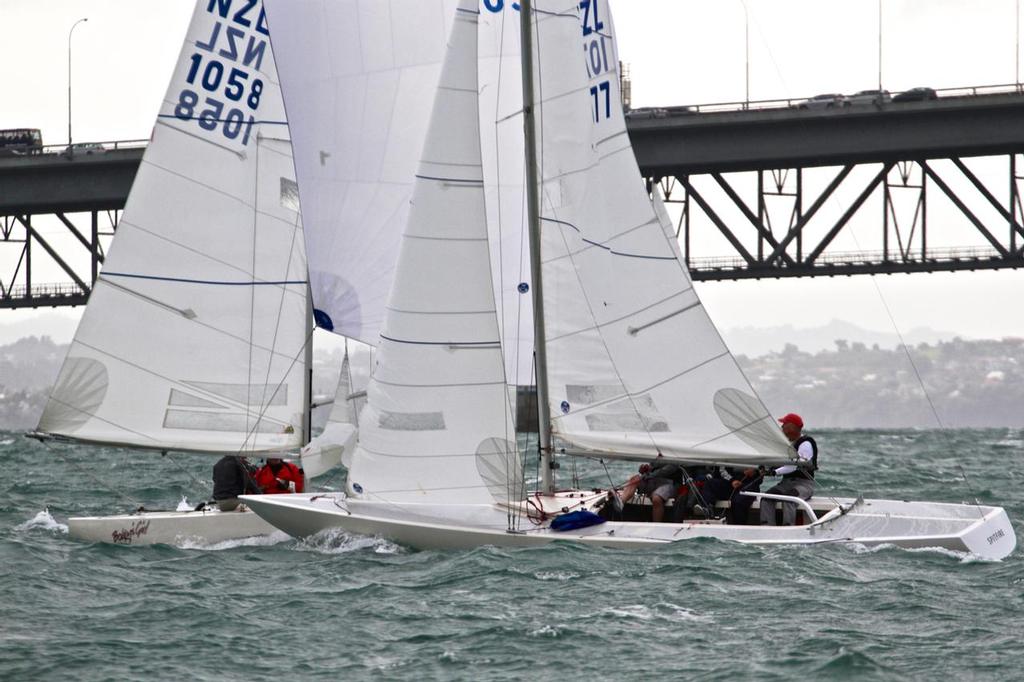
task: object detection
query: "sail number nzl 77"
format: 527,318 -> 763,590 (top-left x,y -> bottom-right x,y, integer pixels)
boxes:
581,0 -> 613,124
482,0 -> 616,125
173,0 -> 270,147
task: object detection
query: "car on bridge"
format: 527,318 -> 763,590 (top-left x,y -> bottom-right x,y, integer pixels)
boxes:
798,93 -> 849,110
893,87 -> 938,102
848,89 -> 892,106
65,142 -> 107,155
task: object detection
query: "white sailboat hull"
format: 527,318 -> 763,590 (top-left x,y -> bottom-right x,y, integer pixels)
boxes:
68,508 -> 278,546
241,492 -> 1017,560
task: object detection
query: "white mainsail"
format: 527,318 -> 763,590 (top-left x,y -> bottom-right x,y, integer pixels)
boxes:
533,0 -> 792,465
37,0 -> 308,454
346,1 -> 520,505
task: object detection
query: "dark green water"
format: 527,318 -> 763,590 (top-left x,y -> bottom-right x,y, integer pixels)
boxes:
2,429 -> 1022,681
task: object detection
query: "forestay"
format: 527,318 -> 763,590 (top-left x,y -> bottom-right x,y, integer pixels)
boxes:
533,0 -> 793,466
346,1 -> 521,505
37,0 -> 308,454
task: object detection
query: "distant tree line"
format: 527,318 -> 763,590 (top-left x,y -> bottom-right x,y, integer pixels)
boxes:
740,337 -> 1024,428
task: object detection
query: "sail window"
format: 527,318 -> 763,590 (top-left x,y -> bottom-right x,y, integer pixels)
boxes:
280,178 -> 300,211
163,410 -> 286,433
168,389 -> 224,408
378,411 -> 446,431
584,413 -> 669,432
575,394 -> 669,432
183,381 -> 287,407
566,384 -> 624,405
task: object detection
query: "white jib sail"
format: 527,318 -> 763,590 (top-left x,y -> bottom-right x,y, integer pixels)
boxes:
533,0 -> 794,466
300,347 -> 358,477
346,1 -> 521,506
37,0 -> 309,454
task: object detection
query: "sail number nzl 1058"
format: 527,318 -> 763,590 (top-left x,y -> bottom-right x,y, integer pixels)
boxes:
172,0 -> 270,149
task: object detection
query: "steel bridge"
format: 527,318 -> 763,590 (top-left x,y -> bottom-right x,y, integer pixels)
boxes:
3,86 -> 1024,309
0,141 -> 144,309
629,85 -> 1024,281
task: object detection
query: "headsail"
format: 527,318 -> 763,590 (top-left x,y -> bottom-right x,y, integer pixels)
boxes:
300,345 -> 360,477
533,0 -> 793,466
37,0 -> 308,454
346,1 -> 521,505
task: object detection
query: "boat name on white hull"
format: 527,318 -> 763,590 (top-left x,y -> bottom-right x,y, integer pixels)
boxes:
111,519 -> 152,545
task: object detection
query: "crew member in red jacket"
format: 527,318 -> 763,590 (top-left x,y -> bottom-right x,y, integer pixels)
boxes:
254,457 -> 305,495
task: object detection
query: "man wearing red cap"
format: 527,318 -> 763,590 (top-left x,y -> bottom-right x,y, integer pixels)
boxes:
759,413 -> 818,525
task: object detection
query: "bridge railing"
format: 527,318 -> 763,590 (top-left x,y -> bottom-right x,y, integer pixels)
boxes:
688,245 -> 1006,272
34,139 -> 149,156
2,282 -> 87,300
629,81 -> 1024,117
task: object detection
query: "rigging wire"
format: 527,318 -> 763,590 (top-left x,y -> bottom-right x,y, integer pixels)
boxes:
255,138 -> 307,445
243,128 -> 262,454
836,201 -> 985,515
162,451 -> 213,499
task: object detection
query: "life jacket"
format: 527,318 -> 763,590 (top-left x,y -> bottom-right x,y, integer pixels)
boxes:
784,435 -> 818,480
254,460 -> 305,494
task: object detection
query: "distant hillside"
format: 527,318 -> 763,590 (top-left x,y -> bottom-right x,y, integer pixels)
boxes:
0,313 -> 80,347
741,337 -> 1024,428
722,319 -> 961,357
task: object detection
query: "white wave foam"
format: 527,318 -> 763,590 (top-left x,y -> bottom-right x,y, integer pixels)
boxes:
298,527 -> 403,555
534,570 -> 579,581
0,438 -> 14,446
16,509 -> 68,534
584,602 -> 708,625
176,496 -> 192,512
178,530 -> 291,551
528,624 -> 562,638
658,601 -> 708,622
846,541 -> 980,562
595,604 -> 655,621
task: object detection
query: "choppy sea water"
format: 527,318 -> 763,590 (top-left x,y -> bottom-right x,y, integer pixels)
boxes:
2,429 -> 1022,681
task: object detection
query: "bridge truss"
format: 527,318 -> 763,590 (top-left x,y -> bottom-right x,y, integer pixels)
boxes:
654,154 -> 1024,282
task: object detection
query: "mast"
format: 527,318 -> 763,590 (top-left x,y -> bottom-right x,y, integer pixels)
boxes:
302,283 -> 314,447
519,0 -> 554,495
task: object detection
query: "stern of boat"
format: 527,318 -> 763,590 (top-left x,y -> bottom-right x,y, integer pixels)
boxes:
960,505 -> 1017,560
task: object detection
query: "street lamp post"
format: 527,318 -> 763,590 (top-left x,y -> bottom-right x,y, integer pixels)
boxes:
741,0 -> 750,109
878,0 -> 883,91
68,17 -> 88,149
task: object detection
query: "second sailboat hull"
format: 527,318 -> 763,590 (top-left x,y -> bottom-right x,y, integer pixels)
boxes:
68,508 -> 279,546
241,492 -> 1017,560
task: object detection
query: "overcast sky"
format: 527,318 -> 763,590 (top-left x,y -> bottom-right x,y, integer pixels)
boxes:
2,0 -> 1023,342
